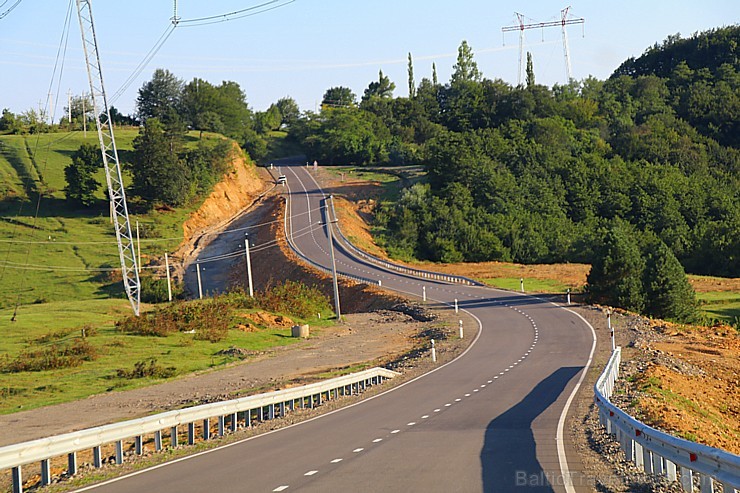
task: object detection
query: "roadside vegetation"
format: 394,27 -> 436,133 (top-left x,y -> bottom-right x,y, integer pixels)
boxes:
0,284 -> 332,414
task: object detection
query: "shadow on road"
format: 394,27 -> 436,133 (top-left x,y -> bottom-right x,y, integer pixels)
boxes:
480,366 -> 583,492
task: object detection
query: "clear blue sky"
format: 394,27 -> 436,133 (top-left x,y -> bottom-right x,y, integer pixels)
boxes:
1,1 -> 737,118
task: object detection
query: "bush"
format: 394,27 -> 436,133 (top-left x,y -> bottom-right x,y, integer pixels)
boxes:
2,339 -> 98,372
116,359 -> 176,379
257,280 -> 331,319
140,275 -> 182,303
117,297 -> 233,340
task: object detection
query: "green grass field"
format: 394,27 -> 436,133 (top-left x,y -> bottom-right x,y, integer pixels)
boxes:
696,291 -> 740,324
0,299 -> 332,414
482,277 -> 573,294
0,130 -> 220,310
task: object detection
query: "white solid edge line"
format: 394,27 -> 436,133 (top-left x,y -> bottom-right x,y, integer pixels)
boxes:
549,301 -> 597,493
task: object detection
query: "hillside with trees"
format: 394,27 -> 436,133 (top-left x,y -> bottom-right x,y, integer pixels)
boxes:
286,26 -> 739,321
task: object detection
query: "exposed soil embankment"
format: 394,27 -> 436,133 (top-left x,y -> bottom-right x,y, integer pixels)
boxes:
171,143 -> 272,279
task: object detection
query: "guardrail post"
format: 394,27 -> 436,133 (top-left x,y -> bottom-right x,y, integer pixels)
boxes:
642,447 -> 653,474
634,442 -> 644,469
171,426 -> 178,447
666,460 -> 677,481
67,451 -> 77,476
11,466 -> 21,493
622,434 -> 634,461
268,404 -> 275,420
154,430 -> 162,451
135,435 -> 143,455
680,467 -> 693,491
41,458 -> 51,485
245,410 -> 251,427
699,475 -> 714,493
279,401 -> 286,416
652,453 -> 664,476
218,416 -> 225,437
114,440 -> 123,464
258,407 -> 264,421
203,419 -> 210,440
230,413 -> 238,432
188,423 -> 195,445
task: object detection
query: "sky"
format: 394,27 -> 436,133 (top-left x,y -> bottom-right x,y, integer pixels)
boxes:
0,1 -> 738,119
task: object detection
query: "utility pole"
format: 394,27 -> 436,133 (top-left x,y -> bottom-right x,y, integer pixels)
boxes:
502,6 -> 585,83
324,197 -> 341,320
244,233 -> 254,297
76,0 -> 140,315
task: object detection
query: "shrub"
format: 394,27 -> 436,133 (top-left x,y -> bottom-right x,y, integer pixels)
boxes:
116,359 -> 176,379
140,274 -> 182,303
257,280 -> 331,319
2,339 -> 98,372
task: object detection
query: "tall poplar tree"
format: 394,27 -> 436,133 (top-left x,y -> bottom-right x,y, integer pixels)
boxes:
407,53 -> 416,98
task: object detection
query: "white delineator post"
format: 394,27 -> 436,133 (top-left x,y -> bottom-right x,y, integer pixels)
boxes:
455,298 -> 459,313
520,277 -> 524,292
459,320 -> 464,339
422,286 -> 426,302
244,234 -> 254,297
567,288 -> 571,305
608,309 -> 614,350
431,339 -> 437,362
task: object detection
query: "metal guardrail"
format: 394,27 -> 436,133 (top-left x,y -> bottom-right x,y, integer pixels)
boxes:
2,367 -> 398,493
326,197 -> 483,287
594,347 -> 740,492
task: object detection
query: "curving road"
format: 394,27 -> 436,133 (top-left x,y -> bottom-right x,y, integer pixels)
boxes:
79,163 -> 596,493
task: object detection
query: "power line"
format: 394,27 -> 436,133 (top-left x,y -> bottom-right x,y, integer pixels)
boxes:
177,0 -> 296,27
0,0 -> 23,20
0,205 -> 321,245
109,24 -> 176,105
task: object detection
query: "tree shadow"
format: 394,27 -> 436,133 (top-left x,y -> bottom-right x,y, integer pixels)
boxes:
481,366 -> 583,492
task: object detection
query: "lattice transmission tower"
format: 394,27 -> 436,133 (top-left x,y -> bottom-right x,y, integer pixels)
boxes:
502,6 -> 585,84
75,0 -> 140,315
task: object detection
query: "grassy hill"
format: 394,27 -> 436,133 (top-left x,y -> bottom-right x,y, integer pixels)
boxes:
0,129 -> 215,312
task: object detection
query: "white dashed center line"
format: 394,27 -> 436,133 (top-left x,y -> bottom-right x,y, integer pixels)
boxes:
273,487 -> 289,492
331,459 -> 342,463
305,470 -> 318,476
353,448 -> 364,453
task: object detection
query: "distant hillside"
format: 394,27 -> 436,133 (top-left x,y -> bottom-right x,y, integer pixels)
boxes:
611,26 -> 739,148
613,26 -> 739,79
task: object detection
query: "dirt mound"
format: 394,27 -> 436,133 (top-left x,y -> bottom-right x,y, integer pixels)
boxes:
238,311 -> 295,328
611,317 -> 740,455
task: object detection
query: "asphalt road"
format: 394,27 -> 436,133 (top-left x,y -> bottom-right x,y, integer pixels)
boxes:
80,163 -> 596,493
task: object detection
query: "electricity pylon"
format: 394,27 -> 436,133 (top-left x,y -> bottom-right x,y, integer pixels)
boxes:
502,6 -> 585,84
76,0 -> 140,315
